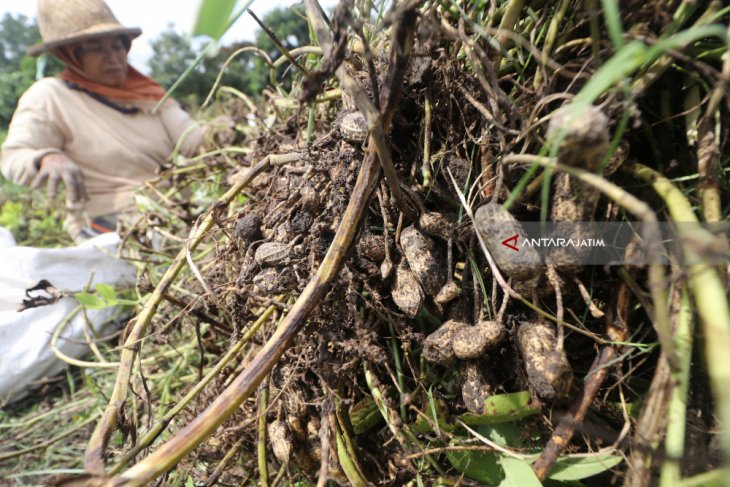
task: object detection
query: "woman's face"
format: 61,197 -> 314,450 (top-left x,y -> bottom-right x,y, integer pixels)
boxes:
77,36 -> 129,87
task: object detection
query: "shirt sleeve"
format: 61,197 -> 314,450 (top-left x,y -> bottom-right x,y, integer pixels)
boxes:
0,81 -> 66,184
159,102 -> 204,159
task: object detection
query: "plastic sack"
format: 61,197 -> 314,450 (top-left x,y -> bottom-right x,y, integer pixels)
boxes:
0,228 -> 135,404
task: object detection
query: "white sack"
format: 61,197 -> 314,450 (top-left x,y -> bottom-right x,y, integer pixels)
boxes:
0,230 -> 136,404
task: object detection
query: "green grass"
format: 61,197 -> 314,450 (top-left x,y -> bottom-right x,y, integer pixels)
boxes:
0,176 -> 71,247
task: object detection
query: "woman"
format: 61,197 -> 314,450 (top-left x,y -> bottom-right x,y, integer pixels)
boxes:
1,0 -> 214,240
0,0 -> 231,403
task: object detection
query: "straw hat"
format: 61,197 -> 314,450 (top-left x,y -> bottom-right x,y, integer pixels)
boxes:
27,0 -> 142,56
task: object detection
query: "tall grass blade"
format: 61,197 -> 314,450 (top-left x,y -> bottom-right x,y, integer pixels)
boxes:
599,0 -> 624,49
192,0 -> 238,40
154,0 -> 256,111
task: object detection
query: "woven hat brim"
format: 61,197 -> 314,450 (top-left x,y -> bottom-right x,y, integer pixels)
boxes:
27,25 -> 142,56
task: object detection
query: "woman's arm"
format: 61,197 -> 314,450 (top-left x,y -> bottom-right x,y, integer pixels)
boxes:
0,82 -> 66,185
160,104 -> 236,159
159,103 -> 204,159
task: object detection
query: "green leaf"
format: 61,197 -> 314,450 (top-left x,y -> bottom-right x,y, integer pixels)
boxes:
349,398 -> 383,435
572,25 -> 727,108
677,468 -> 727,487
428,386 -> 442,436
184,476 -> 195,487
192,0 -> 238,40
484,391 -> 535,415
477,422 -> 525,448
409,396 -> 456,434
548,453 -> 624,481
446,448 -> 502,485
0,201 -> 23,230
411,415 -> 457,434
573,41 -> 646,106
95,283 -> 117,302
647,24 -> 728,61
608,400 -> 642,419
335,423 -> 368,486
460,391 -> 540,424
74,292 -> 106,309
599,0 -> 625,49
500,457 -> 541,487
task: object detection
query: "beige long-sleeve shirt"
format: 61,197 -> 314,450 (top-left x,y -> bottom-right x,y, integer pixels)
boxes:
0,77 -> 202,228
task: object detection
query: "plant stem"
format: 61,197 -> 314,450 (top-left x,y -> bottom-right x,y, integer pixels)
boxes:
112,307 -> 272,474
85,154 -> 299,474
627,161 -> 730,486
660,287 -> 693,486
257,378 -> 270,487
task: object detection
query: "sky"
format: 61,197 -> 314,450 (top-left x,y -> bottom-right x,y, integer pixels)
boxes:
0,0 -> 336,73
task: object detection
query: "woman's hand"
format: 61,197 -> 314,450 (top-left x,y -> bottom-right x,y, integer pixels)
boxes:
202,115 -> 236,147
32,152 -> 87,204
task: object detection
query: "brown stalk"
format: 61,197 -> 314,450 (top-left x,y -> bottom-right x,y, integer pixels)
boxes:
106,306 -> 274,476
533,346 -> 620,478
315,414 -> 331,487
697,116 -> 722,223
248,9 -> 308,75
440,17 -> 515,132
205,436 -> 246,487
624,358 -> 673,487
696,24 -> 729,224
97,4 -> 417,485
160,291 -> 232,334
330,3 -> 417,220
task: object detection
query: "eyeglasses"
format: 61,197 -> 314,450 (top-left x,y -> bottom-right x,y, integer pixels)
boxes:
78,38 -> 128,57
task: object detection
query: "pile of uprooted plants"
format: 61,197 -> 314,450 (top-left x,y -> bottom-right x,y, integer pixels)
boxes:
2,1 -> 730,486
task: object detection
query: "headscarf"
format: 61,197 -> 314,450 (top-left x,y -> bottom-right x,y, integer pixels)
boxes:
52,38 -> 166,102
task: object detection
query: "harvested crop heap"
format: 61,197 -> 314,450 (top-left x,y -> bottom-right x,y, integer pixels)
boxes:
3,1 -> 729,486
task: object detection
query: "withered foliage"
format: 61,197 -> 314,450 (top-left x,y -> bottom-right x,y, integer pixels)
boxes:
108,2 -> 727,484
